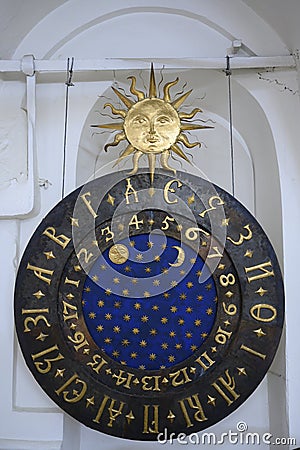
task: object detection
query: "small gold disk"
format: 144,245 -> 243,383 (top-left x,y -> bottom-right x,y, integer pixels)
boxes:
109,244 -> 129,264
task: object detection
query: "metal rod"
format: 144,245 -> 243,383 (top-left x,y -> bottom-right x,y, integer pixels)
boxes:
0,56 -> 296,73
225,56 -> 235,197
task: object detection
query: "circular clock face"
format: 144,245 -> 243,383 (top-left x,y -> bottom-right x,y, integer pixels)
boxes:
14,171 -> 284,441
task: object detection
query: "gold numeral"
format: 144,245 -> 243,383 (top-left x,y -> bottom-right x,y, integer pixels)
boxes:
199,196 -> 224,218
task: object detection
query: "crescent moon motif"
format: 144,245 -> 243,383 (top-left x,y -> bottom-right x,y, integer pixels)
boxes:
169,245 -> 185,267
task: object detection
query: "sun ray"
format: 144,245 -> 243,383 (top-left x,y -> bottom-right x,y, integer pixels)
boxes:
112,86 -> 134,109
91,122 -> 124,130
163,78 -> 179,102
104,132 -> 126,152
104,102 -> 127,118
149,63 -> 157,99
147,153 -> 156,184
171,89 -> 192,110
180,123 -> 213,131
179,108 -> 202,120
128,76 -> 145,101
177,133 -> 201,148
113,144 -> 135,166
171,144 -> 192,163
128,151 -> 143,175
160,150 -> 176,175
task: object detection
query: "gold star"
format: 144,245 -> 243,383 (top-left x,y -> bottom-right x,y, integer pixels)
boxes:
113,277 -> 120,284
145,266 -> 151,273
148,219 -> 155,226
113,326 -> 121,333
74,265 -> 81,272
190,258 -> 196,264
89,312 -> 96,319
206,308 -> 213,315
123,314 -> 131,322
161,317 -> 168,324
149,353 -> 156,360
190,344 -> 198,351
152,304 -> 159,311
170,331 -> 177,338
105,288 -> 112,296
180,269 -> 186,275
170,306 -> 178,313
122,339 -> 130,346
132,327 -> 140,335
84,287 -> 91,292
70,323 -> 77,330
168,355 -> 175,363
186,306 -> 193,313
205,283 -> 212,290
244,249 -> 253,258
163,292 -> 170,298
178,318 -> 185,325
122,289 -> 129,296
124,265 -> 131,272
100,264 -> 107,270
120,361 -> 127,365
44,251 -> 55,260
105,313 -> 112,320
131,278 -> 138,284
162,267 -> 169,274
114,301 -> 122,308
194,319 -> 202,326
167,410 -> 176,423
86,396 -> 95,408
177,224 -> 183,231
55,368 -> 65,378
140,340 -> 147,347
97,325 -> 104,332
222,218 -> 230,226
97,300 -> 104,307
197,295 -> 203,301
150,328 -> 157,335
36,332 -> 48,342
190,367 -> 196,374
130,352 -> 138,359
141,315 -> 149,323
161,342 -> 168,350
107,194 -> 115,206
187,194 -> 195,205
92,275 -> 98,282
175,343 -> 182,349
225,291 -> 234,298
196,270 -> 202,277
136,253 -> 143,261
118,223 -> 125,231
218,263 -> 225,270
186,281 -> 193,289
224,320 -> 230,327
180,293 -> 187,300
186,331 -> 192,339
237,367 -> 247,376
129,240 -> 135,247
256,287 -> 268,296
201,332 -> 208,338
154,255 -> 161,262
126,411 -> 135,424
147,241 -> 154,248
161,243 -> 167,250
207,395 -> 216,406
70,217 -> 79,227
254,328 -> 266,338
153,279 -> 160,286
104,337 -> 112,344
134,302 -> 141,310
33,290 -> 45,299
170,280 -> 178,288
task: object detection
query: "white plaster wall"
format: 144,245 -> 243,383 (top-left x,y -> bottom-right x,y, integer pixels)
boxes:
0,1 -> 297,449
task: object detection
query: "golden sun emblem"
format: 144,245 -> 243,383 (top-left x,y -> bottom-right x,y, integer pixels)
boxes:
91,64 -> 212,182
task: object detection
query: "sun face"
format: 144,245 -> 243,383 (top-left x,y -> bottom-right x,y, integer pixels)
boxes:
91,64 -> 212,183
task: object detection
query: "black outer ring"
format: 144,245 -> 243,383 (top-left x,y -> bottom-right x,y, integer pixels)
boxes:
14,170 -> 284,441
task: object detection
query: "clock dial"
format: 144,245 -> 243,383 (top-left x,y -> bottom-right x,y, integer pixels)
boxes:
14,171 -> 284,440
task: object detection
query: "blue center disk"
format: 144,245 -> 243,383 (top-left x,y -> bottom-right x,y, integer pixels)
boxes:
82,233 -> 217,370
